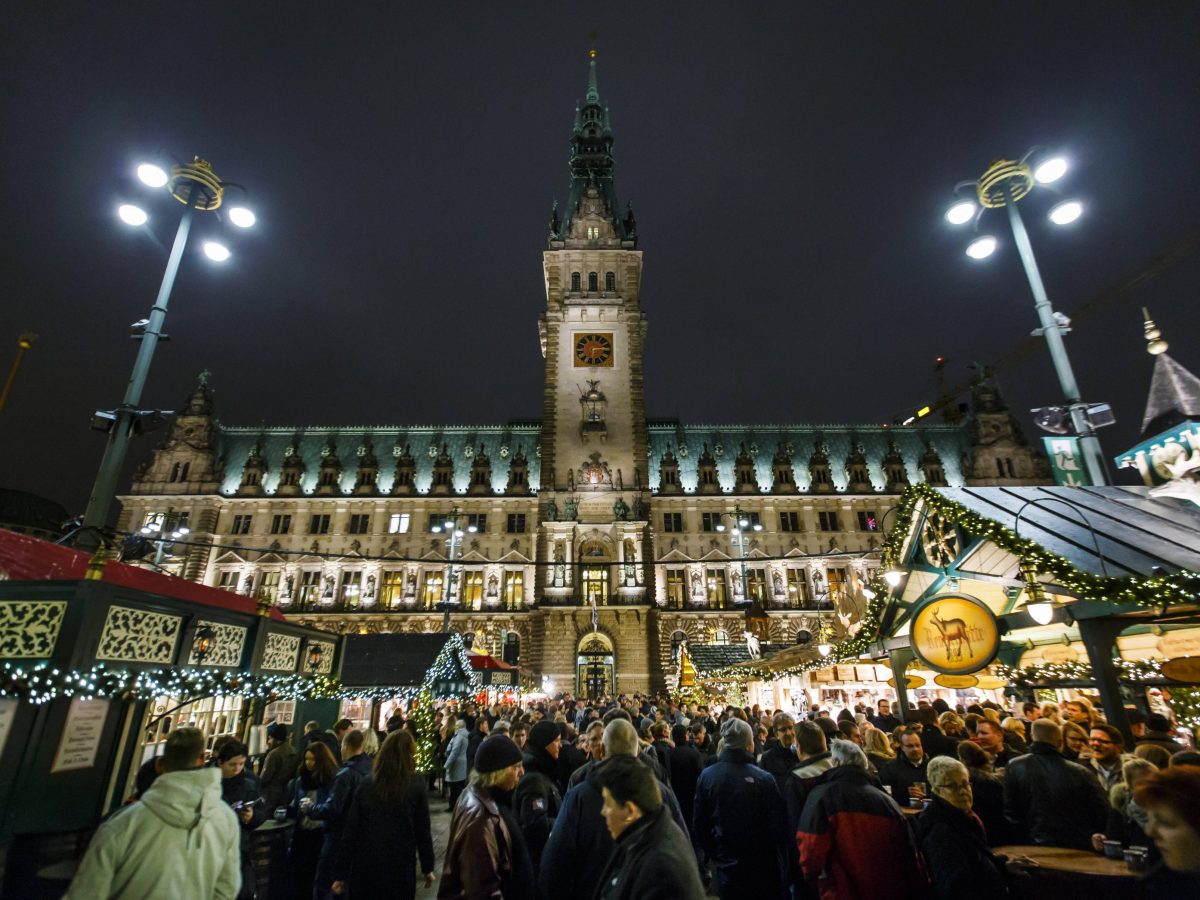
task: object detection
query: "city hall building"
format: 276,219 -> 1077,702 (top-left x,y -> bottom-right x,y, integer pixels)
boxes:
117,56 -> 1048,695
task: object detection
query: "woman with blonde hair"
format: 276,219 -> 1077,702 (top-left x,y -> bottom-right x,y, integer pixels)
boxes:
1040,702 -> 1063,726
863,726 -> 895,773
1000,717 -> 1029,754
938,711 -> 966,740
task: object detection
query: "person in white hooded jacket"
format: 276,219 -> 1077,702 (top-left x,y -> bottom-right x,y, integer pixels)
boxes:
65,726 -> 242,900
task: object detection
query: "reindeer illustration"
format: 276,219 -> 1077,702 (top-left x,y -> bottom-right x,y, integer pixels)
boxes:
930,609 -> 973,662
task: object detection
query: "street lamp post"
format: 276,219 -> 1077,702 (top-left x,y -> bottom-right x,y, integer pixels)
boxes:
946,154 -> 1109,486
134,511 -> 191,569
715,506 -> 762,608
432,508 -> 478,633
82,158 -> 255,538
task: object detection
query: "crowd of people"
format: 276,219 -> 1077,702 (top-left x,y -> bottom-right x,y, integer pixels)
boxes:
65,692 -> 1200,899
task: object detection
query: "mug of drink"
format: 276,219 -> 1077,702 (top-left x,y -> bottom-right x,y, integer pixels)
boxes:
1102,840 -> 1122,860
274,806 -> 288,822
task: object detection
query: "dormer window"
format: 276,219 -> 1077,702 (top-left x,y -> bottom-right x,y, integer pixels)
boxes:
587,226 -> 599,240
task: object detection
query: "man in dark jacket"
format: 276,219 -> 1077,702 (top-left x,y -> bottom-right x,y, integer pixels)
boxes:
593,757 -> 706,900
539,720 -> 690,900
306,729 -> 372,896
915,706 -> 959,759
300,720 -> 341,764
692,718 -> 789,900
1137,713 -> 1185,754
259,723 -> 299,814
557,723 -> 587,790
649,720 -> 674,780
465,716 -> 490,772
759,713 -> 799,788
880,729 -> 930,806
869,699 -> 901,732
668,723 -> 704,828
797,740 -> 927,900
514,720 -> 563,871
1003,719 -> 1108,850
216,740 -> 265,900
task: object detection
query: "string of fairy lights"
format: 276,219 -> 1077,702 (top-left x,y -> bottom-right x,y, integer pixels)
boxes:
0,632 -> 482,707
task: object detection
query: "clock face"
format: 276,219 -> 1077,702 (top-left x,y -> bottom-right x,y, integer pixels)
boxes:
574,332 -> 614,367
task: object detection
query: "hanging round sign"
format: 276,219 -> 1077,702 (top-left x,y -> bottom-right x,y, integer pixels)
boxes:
934,674 -> 979,689
886,674 -> 926,689
974,675 -> 1008,690
909,593 -> 1001,677
1162,657 -> 1200,684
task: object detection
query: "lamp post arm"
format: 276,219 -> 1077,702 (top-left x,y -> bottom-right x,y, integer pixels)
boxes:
1013,496 -> 1109,577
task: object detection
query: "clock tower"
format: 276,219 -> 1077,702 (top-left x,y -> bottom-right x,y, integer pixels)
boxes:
538,50 -> 647,502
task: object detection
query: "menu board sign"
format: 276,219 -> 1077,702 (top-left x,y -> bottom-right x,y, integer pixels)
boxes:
51,699 -> 109,774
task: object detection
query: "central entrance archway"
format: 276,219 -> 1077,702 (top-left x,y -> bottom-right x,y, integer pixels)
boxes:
576,632 -> 615,699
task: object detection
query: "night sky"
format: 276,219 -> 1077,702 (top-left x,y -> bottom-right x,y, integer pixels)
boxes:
3,3 -> 1199,513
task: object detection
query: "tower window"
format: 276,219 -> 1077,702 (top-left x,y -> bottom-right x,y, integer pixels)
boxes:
388,513 -> 410,533
663,512 -> 683,532
587,226 -> 599,240
605,271 -> 616,292
588,272 -> 598,292
818,511 -> 840,531
506,513 -> 526,534
308,514 -> 330,534
571,272 -> 581,292
230,515 -> 252,535
857,511 -> 878,531
347,514 -> 371,534
270,514 -> 291,535
701,512 -> 722,532
779,511 -> 801,532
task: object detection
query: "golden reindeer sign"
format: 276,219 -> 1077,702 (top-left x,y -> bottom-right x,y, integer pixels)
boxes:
910,594 -> 1000,676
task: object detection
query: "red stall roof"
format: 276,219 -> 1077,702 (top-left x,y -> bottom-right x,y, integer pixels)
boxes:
0,528 -> 283,619
468,651 -> 515,671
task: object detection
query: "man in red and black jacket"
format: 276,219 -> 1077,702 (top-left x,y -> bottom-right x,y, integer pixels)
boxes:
797,740 -> 927,900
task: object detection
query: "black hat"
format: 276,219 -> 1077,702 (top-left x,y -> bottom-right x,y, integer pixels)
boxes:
473,735 -> 524,774
266,723 -> 289,742
1146,713 -> 1172,732
529,721 -> 561,751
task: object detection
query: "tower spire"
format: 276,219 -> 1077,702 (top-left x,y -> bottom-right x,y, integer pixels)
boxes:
586,45 -> 600,105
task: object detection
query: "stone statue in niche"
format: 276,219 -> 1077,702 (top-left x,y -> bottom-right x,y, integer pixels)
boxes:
568,469 -> 575,491
616,469 -> 623,490
612,497 -> 628,521
623,538 -> 636,582
405,572 -> 417,598
365,574 -> 376,600
545,499 -> 559,521
487,574 -> 499,598
553,543 -> 566,587
284,574 -> 294,596
632,498 -> 647,521
564,497 -> 579,520
691,571 -> 705,600
731,571 -> 744,598
773,570 -> 785,597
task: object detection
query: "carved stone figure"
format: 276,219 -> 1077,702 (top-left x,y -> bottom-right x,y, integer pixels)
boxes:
772,570 -> 785,597
546,499 -> 559,521
564,497 -> 578,520
612,497 -> 629,521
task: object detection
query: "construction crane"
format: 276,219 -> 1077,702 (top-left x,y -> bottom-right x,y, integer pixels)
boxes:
894,228 -> 1200,425
0,332 -> 37,415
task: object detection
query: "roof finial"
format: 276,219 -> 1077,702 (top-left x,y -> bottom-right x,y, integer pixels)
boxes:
586,31 -> 600,103
1143,307 -> 1169,356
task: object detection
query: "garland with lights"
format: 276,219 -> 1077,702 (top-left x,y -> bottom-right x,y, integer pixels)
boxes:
0,661 -> 340,705
698,482 -> 1200,686
995,658 -> 1169,688
411,685 -> 438,772
331,632 -> 482,703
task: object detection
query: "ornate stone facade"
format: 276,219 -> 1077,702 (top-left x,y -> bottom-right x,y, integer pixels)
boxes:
116,56 -> 1048,694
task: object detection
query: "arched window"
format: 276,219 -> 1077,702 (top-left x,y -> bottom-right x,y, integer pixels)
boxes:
571,272 -> 581,292
671,630 -> 687,661
588,272 -> 599,292
605,271 -> 616,292
713,628 -> 730,645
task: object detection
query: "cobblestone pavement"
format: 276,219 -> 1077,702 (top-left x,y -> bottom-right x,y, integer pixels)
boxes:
416,801 -> 453,897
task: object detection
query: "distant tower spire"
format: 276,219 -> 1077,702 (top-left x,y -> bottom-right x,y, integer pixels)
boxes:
1143,308 -> 1169,356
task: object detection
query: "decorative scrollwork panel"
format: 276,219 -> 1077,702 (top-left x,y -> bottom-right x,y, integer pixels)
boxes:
0,600 -> 67,658
261,633 -> 301,672
187,621 -> 247,668
96,606 -> 181,664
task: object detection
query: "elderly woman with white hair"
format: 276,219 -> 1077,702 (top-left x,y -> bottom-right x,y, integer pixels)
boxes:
443,718 -> 470,812
915,756 -> 1027,900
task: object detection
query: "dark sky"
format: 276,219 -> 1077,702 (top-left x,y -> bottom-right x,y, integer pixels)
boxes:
3,3 -> 1199,512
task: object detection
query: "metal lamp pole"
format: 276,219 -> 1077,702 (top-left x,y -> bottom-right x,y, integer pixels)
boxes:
718,506 -> 761,607
82,158 -> 253,535
435,508 -> 476,633
952,157 -> 1108,486
1002,191 -> 1107,485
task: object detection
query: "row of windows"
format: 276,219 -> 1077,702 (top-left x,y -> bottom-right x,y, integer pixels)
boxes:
222,567 -> 528,611
664,510 -> 879,534
662,565 -> 851,609
228,511 -> 528,536
569,271 -> 617,293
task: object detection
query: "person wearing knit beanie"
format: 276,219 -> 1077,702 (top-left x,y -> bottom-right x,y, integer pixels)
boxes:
472,735 -> 525,775
528,721 -> 562,754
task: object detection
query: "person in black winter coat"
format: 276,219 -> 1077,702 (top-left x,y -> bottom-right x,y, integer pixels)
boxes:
331,731 -> 435,900
299,721 -> 341,765
916,757 -> 1014,900
957,740 -> 1015,846
668,724 -> 704,828
758,713 -> 799,790
514,721 -> 563,872
1003,720 -> 1108,850
216,741 -> 266,900
465,718 -> 490,772
691,718 -> 790,900
306,730 -> 372,897
539,720 -> 690,900
593,757 -> 706,900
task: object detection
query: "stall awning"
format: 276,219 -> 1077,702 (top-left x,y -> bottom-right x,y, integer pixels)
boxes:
0,528 -> 282,619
